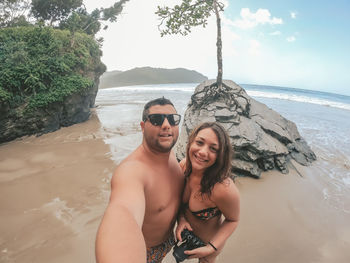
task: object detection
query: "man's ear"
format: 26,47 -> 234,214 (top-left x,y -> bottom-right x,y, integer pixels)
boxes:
140,121 -> 145,133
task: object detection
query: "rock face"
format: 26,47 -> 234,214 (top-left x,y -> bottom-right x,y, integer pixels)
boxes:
175,80 -> 316,178
0,77 -> 99,144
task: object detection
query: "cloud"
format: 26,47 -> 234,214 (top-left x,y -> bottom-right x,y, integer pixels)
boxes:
270,31 -> 281,36
290,11 -> 297,19
233,8 -> 283,29
287,36 -> 296,42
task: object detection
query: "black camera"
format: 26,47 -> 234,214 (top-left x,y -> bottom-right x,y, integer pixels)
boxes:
173,229 -> 206,263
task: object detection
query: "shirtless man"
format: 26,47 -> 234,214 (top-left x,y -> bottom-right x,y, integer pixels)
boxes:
95,97 -> 184,263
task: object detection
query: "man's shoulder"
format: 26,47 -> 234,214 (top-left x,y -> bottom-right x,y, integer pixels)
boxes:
115,159 -> 149,176
111,157 -> 150,185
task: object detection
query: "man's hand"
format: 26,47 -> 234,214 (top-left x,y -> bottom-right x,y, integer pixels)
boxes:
175,216 -> 193,242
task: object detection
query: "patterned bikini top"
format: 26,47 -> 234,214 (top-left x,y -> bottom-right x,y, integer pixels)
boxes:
183,174 -> 222,220
191,206 -> 222,220
185,203 -> 222,220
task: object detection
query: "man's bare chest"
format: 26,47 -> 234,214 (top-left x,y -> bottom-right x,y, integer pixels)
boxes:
145,172 -> 182,214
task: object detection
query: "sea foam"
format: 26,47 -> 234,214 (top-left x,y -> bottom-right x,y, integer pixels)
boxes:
104,83 -> 350,111
246,90 -> 350,111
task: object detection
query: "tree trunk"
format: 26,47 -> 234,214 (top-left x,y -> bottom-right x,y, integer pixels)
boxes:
213,0 -> 223,89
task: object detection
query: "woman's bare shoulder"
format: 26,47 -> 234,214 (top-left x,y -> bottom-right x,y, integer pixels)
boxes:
212,177 -> 240,220
212,177 -> 239,201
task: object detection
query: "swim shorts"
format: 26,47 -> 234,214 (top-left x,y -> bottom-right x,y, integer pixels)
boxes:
146,233 -> 175,263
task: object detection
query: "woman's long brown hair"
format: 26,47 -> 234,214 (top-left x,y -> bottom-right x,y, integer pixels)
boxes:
184,122 -> 233,196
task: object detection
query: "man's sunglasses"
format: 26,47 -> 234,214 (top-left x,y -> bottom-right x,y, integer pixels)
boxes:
145,114 -> 181,126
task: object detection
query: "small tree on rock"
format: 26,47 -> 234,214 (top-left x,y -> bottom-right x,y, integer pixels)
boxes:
156,0 -> 226,90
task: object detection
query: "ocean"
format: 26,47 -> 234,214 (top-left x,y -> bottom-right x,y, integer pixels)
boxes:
95,83 -> 350,214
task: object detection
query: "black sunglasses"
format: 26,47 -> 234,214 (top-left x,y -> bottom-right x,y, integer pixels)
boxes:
145,114 -> 181,126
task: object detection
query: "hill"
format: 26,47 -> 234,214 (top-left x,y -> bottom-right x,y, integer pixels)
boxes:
99,67 -> 208,88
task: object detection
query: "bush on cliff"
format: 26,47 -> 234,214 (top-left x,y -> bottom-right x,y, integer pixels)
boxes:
0,26 -> 104,109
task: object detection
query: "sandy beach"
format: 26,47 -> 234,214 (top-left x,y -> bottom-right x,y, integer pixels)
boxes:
0,111 -> 115,263
1,111 -> 350,263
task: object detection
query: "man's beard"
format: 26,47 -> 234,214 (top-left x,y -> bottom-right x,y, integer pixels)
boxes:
154,138 -> 176,153
144,132 -> 177,153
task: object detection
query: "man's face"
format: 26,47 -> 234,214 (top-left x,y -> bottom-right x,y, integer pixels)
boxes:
141,104 -> 179,153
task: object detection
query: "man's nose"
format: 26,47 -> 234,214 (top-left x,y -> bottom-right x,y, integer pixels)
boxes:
161,117 -> 171,128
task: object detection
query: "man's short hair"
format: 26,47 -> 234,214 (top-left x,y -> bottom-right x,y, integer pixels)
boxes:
142,97 -> 175,121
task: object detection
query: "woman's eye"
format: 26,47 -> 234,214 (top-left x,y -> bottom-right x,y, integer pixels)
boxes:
210,147 -> 218,153
195,140 -> 203,145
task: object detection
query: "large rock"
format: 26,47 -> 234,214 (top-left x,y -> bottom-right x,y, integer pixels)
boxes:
175,80 -> 316,178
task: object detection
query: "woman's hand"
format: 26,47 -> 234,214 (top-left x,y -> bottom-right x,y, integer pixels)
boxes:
184,244 -> 216,259
175,216 -> 193,242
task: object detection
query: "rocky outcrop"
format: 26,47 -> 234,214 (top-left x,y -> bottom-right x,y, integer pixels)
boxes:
0,77 -> 100,144
175,80 -> 316,178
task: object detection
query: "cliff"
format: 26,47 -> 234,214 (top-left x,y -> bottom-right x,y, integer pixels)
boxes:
0,26 -> 105,143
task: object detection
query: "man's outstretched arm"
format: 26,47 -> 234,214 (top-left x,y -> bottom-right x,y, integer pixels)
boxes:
95,163 -> 146,263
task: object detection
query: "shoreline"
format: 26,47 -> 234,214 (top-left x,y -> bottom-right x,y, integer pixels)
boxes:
1,112 -> 349,262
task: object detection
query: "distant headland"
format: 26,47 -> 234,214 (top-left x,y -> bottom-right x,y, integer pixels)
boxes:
98,67 -> 208,89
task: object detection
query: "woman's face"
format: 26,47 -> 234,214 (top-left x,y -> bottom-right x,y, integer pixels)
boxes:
189,128 -> 219,173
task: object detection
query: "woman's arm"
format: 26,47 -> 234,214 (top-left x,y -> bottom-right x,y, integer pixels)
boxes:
208,178 -> 240,250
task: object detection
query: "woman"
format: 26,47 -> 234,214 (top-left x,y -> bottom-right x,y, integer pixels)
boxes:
176,122 -> 240,263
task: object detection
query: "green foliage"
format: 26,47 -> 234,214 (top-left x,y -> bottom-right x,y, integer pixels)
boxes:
0,26 -> 103,110
31,0 -> 83,25
59,7 -> 101,36
156,0 -> 215,36
0,87 -> 12,103
101,0 -> 130,23
59,0 -> 130,36
1,1 -> 130,37
28,74 -> 92,109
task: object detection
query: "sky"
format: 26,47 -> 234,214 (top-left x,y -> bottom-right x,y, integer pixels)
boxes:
84,0 -> 350,96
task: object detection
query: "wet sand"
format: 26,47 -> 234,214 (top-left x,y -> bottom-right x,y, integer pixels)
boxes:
1,112 -> 350,262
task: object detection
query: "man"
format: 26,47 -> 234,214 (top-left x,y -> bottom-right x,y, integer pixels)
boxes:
96,97 -> 184,263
